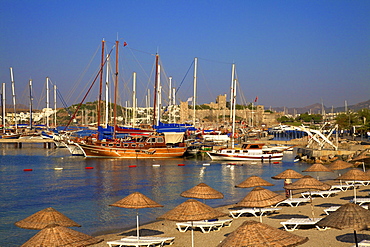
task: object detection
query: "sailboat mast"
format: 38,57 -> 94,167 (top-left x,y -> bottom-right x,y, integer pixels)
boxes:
132,72 -> 137,127
147,89 -> 150,124
152,54 -> 159,126
46,77 -> 49,129
113,40 -> 119,137
105,54 -> 110,128
54,84 -> 57,127
97,39 -> 105,128
230,63 -> 235,123
231,64 -> 236,148
192,57 -> 197,126
1,83 -> 5,134
29,79 -> 33,130
156,65 -> 161,126
9,67 -> 17,132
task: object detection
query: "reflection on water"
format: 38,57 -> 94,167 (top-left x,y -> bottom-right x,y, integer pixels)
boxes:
0,144 -> 331,246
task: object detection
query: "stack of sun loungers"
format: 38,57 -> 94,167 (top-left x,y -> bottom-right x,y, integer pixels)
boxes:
107,236 -> 175,247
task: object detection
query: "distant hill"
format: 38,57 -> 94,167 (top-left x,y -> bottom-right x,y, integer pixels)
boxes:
5,104 -> 29,112
271,99 -> 370,114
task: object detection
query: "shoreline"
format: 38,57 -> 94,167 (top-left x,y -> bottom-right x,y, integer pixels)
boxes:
90,183 -> 370,247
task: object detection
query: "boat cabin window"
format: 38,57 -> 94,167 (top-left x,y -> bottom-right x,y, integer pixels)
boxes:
116,144 -> 120,147
157,137 -> 164,143
243,150 -> 248,153
101,143 -> 106,147
131,144 -> 137,147
147,138 -> 156,143
108,143 -> 114,147
226,150 -> 233,153
249,145 -> 260,149
123,144 -> 129,147
138,144 -> 144,147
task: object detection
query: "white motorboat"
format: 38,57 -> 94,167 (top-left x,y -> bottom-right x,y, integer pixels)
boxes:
206,143 -> 284,161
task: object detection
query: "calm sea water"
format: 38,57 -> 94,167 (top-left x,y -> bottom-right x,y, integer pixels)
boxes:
0,143 -> 324,247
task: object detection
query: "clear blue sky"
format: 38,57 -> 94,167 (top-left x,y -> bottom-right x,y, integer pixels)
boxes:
1,0 -> 369,110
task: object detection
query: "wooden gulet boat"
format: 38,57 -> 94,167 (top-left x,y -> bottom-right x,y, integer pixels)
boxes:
75,134 -> 187,158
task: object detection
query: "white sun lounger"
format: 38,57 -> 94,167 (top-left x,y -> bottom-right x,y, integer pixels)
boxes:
107,236 -> 175,247
351,240 -> 370,247
274,198 -> 311,207
280,218 -> 327,231
107,239 -> 162,247
229,207 -> 282,219
324,205 -> 368,215
345,180 -> 370,186
349,198 -> 370,206
301,190 -> 341,198
329,184 -> 353,191
122,236 -> 175,245
176,219 -> 232,233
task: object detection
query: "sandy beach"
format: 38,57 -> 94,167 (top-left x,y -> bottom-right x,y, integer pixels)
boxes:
90,183 -> 370,247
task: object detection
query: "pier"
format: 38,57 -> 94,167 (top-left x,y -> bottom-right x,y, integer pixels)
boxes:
0,139 -> 55,148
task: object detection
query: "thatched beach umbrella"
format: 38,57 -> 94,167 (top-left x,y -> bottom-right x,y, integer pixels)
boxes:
180,182 -> 224,203
326,159 -> 354,186
326,160 -> 353,171
284,175 -> 331,218
317,203 -> 370,247
217,220 -> 308,247
21,224 -> 103,247
15,207 -> 81,230
271,169 -> 304,180
158,199 -> 227,247
110,192 -> 163,241
235,175 -> 274,188
335,168 -> 370,203
236,187 -> 285,222
303,163 -> 333,180
351,154 -> 370,163
272,169 -> 304,198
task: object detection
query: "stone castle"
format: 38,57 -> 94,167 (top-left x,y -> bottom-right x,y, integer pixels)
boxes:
179,94 -> 280,127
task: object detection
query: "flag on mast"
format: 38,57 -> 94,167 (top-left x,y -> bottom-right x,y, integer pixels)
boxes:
187,97 -> 193,102
254,96 -> 258,102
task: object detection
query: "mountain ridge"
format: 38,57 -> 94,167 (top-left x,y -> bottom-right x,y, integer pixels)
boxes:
271,99 -> 370,114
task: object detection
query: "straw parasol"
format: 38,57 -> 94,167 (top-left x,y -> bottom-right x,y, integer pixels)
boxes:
180,183 -> 224,203
326,160 -> 353,171
110,192 -> 163,241
351,154 -> 370,162
326,159 -> 354,186
21,224 -> 103,247
158,199 -> 227,247
303,163 -> 333,180
217,220 -> 308,247
271,169 -> 304,180
272,169 -> 304,198
15,207 -> 81,230
335,168 -> 370,202
236,187 -> 285,222
235,175 -> 274,188
284,175 -> 331,218
317,203 -> 370,247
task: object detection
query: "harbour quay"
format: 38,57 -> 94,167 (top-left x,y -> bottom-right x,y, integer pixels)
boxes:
0,138 -> 55,148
